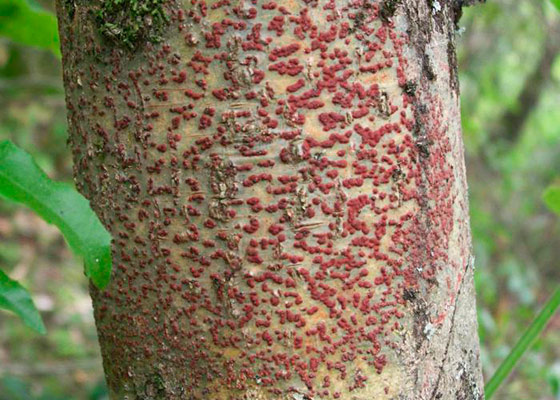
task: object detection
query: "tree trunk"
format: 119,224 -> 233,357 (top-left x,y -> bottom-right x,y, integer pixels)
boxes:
55,0 -> 484,398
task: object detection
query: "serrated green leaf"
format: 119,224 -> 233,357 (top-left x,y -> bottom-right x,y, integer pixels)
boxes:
0,140 -> 112,288
0,0 -> 60,57
543,185 -> 560,216
552,0 -> 560,12
0,270 -> 46,334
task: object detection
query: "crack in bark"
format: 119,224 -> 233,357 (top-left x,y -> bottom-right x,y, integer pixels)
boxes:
429,262 -> 470,400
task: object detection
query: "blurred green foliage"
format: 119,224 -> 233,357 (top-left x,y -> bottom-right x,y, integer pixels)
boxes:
0,0 -> 558,399
460,1 -> 560,398
0,0 -> 59,57
544,185 -> 560,216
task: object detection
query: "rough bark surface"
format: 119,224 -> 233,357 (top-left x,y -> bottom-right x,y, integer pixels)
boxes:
56,0 -> 483,398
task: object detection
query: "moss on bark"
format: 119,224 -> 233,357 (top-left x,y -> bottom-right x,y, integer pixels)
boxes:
96,0 -> 170,50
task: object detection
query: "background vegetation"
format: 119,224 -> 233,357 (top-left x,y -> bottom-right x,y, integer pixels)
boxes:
0,0 -> 559,399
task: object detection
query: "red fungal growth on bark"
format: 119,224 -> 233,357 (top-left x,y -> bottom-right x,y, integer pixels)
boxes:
59,0 -> 466,398
269,43 -> 300,61
286,78 -> 305,93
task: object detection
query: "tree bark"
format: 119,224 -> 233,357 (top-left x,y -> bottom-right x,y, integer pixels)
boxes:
55,0 -> 484,398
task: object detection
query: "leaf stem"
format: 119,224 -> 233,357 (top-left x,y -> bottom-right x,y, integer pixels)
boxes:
485,286 -> 560,398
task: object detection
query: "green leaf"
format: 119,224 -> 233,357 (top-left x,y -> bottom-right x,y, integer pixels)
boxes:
552,0 -> 560,12
0,140 -> 112,288
0,270 -> 46,334
485,286 -> 560,398
0,0 -> 60,57
543,185 -> 560,216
